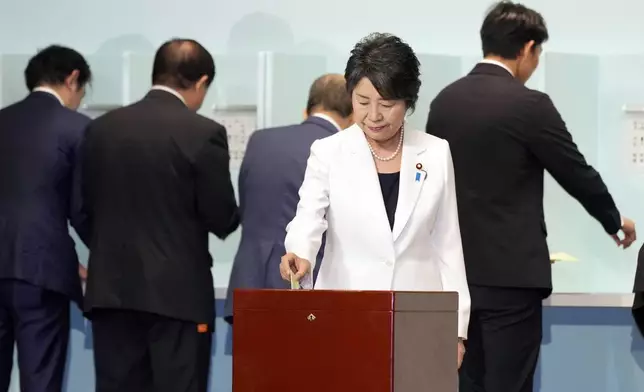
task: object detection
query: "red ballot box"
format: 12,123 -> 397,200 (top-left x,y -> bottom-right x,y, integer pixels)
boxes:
232,289 -> 458,392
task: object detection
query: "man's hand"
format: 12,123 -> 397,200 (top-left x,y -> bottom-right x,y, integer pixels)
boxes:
458,339 -> 466,369
78,264 -> 88,281
612,217 -> 636,249
279,253 -> 311,282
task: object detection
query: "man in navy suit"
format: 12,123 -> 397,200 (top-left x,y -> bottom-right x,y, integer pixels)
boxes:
224,74 -> 352,322
0,45 -> 92,392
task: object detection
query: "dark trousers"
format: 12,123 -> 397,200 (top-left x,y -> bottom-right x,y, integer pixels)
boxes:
0,279 -> 70,392
459,286 -> 544,392
91,309 -> 212,392
633,292 -> 644,338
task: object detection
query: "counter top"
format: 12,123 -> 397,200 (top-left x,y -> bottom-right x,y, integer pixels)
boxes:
214,287 -> 635,308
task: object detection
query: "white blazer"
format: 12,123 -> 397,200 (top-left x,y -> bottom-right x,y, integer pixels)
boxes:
284,124 -> 471,338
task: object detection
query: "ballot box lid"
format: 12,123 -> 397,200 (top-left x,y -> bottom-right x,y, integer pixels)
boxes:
233,289 -> 458,313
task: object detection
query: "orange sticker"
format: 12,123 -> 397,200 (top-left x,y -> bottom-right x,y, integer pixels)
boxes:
197,324 -> 208,333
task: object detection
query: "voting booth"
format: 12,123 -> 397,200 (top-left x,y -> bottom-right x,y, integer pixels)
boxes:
232,289 -> 459,392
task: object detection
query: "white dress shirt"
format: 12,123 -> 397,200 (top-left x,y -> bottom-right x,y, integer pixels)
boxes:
479,59 -> 514,76
311,113 -> 343,132
150,85 -> 186,105
32,87 -> 64,105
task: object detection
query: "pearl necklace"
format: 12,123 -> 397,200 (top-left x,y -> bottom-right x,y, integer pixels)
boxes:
367,126 -> 404,161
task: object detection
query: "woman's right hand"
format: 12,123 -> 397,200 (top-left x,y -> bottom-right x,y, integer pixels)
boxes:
279,252 -> 311,282
458,339 -> 466,369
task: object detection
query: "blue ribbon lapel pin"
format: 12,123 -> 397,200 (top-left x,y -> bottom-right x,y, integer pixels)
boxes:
415,162 -> 426,182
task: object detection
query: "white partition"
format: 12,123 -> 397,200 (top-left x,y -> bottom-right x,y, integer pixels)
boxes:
540,53 -> 608,292
325,54 -> 348,75
460,55 -> 480,76
593,54 -> 644,292
263,52 -> 327,127
0,54 -> 30,106
124,52 -> 154,103
409,54 -> 463,131
84,54 -> 128,106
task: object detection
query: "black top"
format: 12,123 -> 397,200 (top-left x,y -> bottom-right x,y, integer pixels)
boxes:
378,172 -> 400,230
82,90 -> 240,324
426,62 -> 621,291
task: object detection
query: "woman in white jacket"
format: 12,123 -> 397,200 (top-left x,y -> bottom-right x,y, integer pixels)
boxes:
279,32 -> 470,368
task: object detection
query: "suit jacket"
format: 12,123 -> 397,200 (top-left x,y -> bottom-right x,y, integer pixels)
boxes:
82,90 -> 239,325
284,125 -> 471,338
0,92 -> 90,304
224,116 -> 336,321
426,63 -> 621,291
633,243 -> 644,337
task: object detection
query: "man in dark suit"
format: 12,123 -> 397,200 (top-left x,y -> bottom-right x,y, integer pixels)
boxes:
223,74 -> 352,323
634,244 -> 644,337
82,38 -> 239,392
0,45 -> 92,392
425,2 -> 636,392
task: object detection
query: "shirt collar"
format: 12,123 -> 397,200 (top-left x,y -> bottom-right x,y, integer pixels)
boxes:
312,113 -> 342,132
479,59 -> 514,76
150,85 -> 186,105
32,87 -> 65,106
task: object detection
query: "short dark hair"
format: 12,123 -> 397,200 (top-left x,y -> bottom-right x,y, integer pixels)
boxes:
306,74 -> 352,118
345,33 -> 421,112
24,45 -> 91,91
480,1 -> 549,59
152,38 -> 215,89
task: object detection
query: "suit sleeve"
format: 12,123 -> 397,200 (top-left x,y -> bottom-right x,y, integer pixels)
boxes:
284,140 -> 330,288
431,143 -> 470,339
69,119 -> 91,246
237,133 -> 258,222
528,94 -> 621,235
194,125 -> 240,239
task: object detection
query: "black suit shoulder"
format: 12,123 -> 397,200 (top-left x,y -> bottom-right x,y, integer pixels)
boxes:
87,99 -> 228,159
433,71 -> 544,112
176,110 -> 228,141
189,114 -> 229,161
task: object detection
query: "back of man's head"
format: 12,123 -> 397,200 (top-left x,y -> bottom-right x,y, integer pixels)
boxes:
24,45 -> 92,110
480,1 -> 548,59
151,38 -> 215,111
305,74 -> 353,130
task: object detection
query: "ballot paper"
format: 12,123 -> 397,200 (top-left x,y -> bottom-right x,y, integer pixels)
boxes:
289,271 -> 300,290
549,252 -> 579,263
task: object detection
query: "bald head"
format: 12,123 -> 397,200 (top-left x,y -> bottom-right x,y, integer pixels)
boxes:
306,73 -> 353,119
152,38 -> 215,90
151,38 -> 215,111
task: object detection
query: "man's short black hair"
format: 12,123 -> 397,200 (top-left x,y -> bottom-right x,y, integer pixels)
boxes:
480,1 -> 549,59
152,38 -> 215,89
345,33 -> 421,112
24,45 -> 91,91
306,74 -> 352,118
